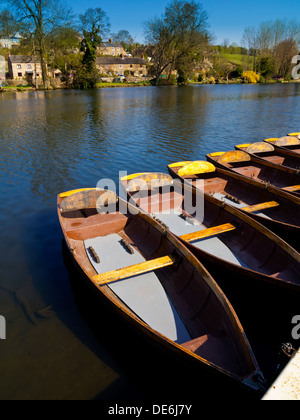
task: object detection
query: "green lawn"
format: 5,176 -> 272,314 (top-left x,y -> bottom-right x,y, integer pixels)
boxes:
221,53 -> 254,68
96,81 -> 152,88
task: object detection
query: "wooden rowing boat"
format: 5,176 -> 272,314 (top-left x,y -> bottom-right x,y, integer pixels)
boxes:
57,188 -> 263,393
121,172 -> 300,290
235,142 -> 300,172
206,150 -> 300,197
264,135 -> 300,156
167,160 -> 300,252
120,173 -> 300,360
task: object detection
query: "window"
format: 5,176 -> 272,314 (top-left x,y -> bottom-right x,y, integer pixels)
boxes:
27,64 -> 32,69
120,64 -> 122,69
17,64 -> 21,69
18,72 -> 22,77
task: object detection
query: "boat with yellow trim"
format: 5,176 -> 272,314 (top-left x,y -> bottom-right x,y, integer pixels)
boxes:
167,160 -> 300,252
206,150 -> 300,197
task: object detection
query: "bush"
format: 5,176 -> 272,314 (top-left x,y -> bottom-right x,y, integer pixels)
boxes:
259,75 -> 266,84
231,65 -> 243,79
242,71 -> 260,84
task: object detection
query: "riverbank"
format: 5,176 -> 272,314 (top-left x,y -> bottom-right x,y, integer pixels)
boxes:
1,78 -> 299,93
0,80 -> 152,92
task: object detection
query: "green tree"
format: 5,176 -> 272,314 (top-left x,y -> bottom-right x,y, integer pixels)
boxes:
145,0 -> 211,85
75,8 -> 110,88
47,27 -> 80,71
258,56 -> 276,79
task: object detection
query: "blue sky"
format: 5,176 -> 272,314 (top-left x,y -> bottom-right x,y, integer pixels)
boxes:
70,0 -> 300,45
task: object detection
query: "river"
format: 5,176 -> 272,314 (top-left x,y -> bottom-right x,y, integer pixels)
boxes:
0,83 -> 299,400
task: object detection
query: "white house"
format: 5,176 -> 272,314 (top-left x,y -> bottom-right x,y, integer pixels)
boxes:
0,55 -> 5,80
0,33 -> 22,49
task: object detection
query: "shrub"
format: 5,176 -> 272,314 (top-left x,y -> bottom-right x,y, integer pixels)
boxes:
231,65 -> 244,79
242,71 -> 260,84
259,75 -> 266,84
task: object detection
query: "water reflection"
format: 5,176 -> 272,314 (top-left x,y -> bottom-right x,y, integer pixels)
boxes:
0,84 -> 300,399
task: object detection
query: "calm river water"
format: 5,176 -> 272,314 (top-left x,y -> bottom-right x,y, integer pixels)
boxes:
0,83 -> 299,400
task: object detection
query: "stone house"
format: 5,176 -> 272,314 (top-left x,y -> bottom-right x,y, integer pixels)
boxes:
0,33 -> 22,49
8,55 -> 43,84
99,41 -> 124,57
96,56 -> 147,77
0,55 -> 5,81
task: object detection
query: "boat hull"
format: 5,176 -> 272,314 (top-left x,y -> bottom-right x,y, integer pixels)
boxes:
57,189 -> 263,393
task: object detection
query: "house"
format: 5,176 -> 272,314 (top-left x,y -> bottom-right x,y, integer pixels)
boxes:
0,33 -> 22,49
96,56 -> 147,77
0,55 -> 5,80
8,55 -> 43,84
98,41 -> 124,57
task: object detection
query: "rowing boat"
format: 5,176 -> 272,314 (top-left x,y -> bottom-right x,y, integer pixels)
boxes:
235,142 -> 300,172
206,150 -> 300,197
264,135 -> 300,156
120,172 -> 300,291
121,172 -> 300,358
167,160 -> 300,252
57,188 -> 263,393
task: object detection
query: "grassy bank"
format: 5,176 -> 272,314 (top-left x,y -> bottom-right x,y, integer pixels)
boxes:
96,81 -> 152,88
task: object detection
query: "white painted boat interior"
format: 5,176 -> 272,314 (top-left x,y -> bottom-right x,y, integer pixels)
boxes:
153,211 -> 249,268
85,234 -> 191,344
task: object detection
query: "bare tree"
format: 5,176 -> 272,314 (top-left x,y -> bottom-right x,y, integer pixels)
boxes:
241,26 -> 259,71
111,29 -> 134,51
242,18 -> 300,76
6,0 -> 73,88
274,38 -> 299,78
145,0 -> 211,85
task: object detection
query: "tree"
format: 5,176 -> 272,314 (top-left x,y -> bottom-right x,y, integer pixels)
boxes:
5,0 -> 73,88
76,8 -> 110,88
274,38 -> 299,78
145,0 -> 211,85
241,26 -> 259,71
258,56 -> 276,79
111,29 -> 134,51
47,26 -> 80,72
242,19 -> 300,78
0,9 -> 25,36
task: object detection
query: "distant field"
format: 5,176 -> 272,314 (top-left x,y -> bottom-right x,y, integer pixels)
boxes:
221,53 -> 254,68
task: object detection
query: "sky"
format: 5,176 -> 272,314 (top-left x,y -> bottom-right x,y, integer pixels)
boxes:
69,0 -> 300,45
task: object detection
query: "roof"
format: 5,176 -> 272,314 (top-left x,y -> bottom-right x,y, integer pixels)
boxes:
8,55 -> 40,64
0,33 -> 22,40
101,42 -> 122,48
96,57 -> 146,65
